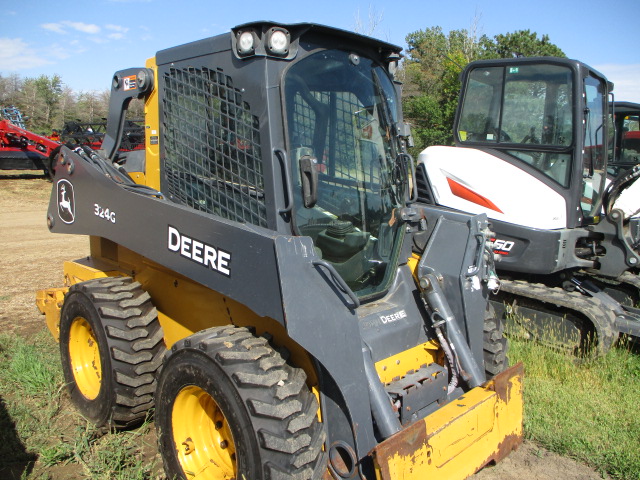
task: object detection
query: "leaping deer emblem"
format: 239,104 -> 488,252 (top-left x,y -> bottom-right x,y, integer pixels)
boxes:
58,180 -> 75,223
59,184 -> 72,215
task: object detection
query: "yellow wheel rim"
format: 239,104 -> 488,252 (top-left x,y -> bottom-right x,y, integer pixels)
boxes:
172,385 -> 237,479
68,316 -> 102,400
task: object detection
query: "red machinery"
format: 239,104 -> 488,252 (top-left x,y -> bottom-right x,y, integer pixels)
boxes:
1,106 -> 145,177
0,107 -> 60,176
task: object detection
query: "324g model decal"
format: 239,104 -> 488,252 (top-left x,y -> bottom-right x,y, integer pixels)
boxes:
94,203 -> 116,223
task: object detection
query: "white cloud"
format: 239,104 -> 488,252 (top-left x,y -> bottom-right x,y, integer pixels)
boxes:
40,21 -> 101,35
595,63 -> 640,104
0,38 -> 52,70
64,21 -> 101,34
106,24 -> 129,33
49,43 -> 73,60
105,24 -> 129,40
41,23 -> 66,34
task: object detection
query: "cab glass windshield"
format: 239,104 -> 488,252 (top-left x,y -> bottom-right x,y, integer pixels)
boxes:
457,63 -> 573,187
284,49 -> 405,299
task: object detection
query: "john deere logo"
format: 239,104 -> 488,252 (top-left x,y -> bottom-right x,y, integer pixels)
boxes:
57,179 -> 75,224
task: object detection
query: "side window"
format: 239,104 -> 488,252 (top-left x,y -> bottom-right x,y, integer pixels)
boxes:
458,67 -> 502,142
581,75 -> 607,216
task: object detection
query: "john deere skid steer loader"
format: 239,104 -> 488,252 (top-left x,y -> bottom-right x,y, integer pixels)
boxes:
37,22 -> 522,480
417,57 -> 640,356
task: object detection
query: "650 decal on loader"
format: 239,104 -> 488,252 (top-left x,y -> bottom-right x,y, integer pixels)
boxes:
37,22 -> 522,480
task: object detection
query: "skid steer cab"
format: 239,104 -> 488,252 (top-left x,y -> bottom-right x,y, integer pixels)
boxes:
37,22 -> 522,480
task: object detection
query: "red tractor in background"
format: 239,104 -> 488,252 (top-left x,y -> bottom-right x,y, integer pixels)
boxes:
0,106 -> 60,176
1,106 -> 146,177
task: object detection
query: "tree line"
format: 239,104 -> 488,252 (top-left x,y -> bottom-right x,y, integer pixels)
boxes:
0,27 -> 564,150
401,28 -> 565,155
0,73 -> 144,136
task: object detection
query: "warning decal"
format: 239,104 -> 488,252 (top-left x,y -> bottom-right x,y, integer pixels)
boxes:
123,75 -> 137,91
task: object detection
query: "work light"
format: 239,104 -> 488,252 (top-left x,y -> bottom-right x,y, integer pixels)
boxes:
237,31 -> 255,55
267,28 -> 290,56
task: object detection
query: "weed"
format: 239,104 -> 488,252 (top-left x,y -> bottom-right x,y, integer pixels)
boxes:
1,332 -> 62,398
0,331 -> 161,479
2,323 -> 639,479
510,338 -> 640,480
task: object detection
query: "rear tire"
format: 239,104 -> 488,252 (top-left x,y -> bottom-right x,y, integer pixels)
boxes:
483,304 -> 509,377
155,325 -> 326,480
59,277 -> 164,429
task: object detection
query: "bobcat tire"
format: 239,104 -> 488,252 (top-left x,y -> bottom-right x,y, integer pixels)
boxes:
59,277 -> 164,429
483,303 -> 509,378
155,325 -> 326,480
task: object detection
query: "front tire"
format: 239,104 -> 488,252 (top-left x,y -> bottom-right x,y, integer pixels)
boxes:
155,325 -> 326,480
483,304 -> 509,377
59,277 -> 164,429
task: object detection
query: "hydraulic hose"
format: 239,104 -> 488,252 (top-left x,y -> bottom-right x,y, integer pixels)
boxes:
70,145 -> 163,198
431,316 -> 459,394
420,273 -> 485,388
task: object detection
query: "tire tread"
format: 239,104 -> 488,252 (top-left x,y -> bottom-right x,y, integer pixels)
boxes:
66,277 -> 164,429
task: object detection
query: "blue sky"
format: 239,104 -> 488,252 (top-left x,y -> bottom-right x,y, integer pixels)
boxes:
1,0 -> 639,102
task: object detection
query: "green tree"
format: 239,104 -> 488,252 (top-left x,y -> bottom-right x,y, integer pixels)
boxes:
0,73 -> 24,107
402,26 -> 566,153
75,90 -> 110,123
402,27 -> 478,154
35,74 -> 63,130
479,29 -> 566,59
52,86 -> 79,129
17,74 -> 63,132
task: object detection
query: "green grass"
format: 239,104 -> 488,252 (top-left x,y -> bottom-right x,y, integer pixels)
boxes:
0,332 -> 160,480
509,337 -> 640,480
1,329 -> 639,479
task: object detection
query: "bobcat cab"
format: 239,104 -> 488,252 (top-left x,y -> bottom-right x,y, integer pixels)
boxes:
419,57 -> 640,355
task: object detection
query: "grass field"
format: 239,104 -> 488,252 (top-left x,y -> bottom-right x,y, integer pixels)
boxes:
1,329 -> 638,479
509,337 -> 640,480
0,331 -> 160,479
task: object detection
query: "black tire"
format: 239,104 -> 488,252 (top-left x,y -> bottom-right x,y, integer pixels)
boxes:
483,304 -> 509,377
59,277 -> 164,429
155,325 -> 326,480
47,145 -> 61,179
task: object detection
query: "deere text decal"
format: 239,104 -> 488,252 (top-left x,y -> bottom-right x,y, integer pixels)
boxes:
167,226 -> 231,276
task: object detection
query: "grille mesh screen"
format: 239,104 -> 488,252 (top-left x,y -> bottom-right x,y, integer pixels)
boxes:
290,90 -> 381,185
162,66 -> 267,227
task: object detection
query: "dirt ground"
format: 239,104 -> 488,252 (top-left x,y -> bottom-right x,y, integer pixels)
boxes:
0,173 -> 609,479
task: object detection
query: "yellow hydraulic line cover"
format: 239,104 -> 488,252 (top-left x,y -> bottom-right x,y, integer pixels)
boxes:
371,362 -> 524,480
